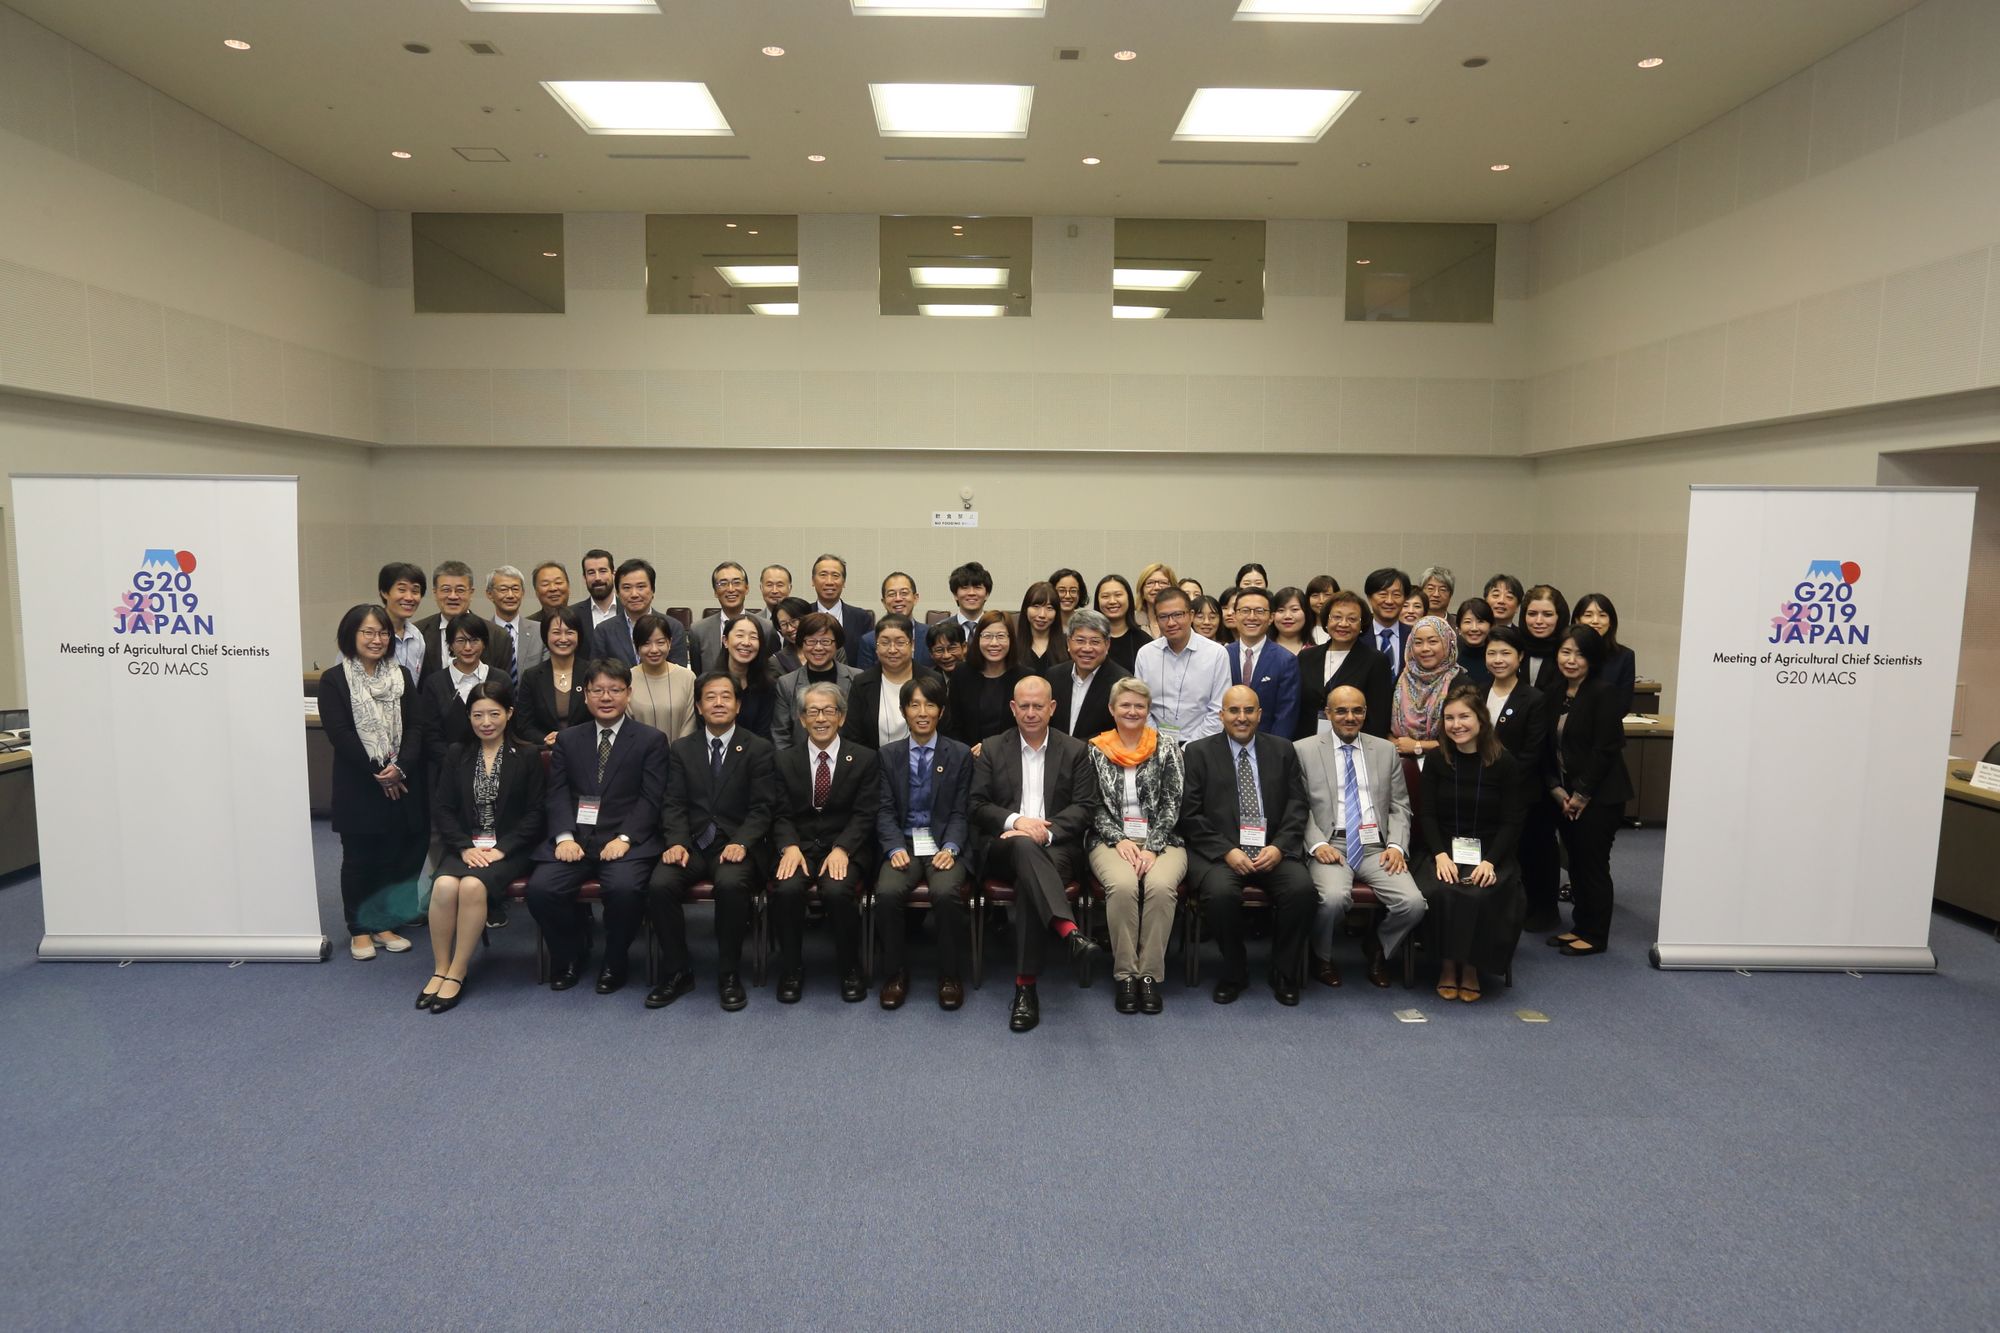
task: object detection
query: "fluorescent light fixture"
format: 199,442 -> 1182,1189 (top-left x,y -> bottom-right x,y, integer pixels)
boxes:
910,266 -> 1010,288
749,302 -> 799,315
1174,88 -> 1357,143
1113,306 -> 1169,319
714,265 -> 800,287
919,304 -> 1007,317
1233,0 -> 1440,22
852,1 -> 1045,15
870,83 -> 1034,138
540,81 -> 732,136
463,1 -> 661,12
1113,268 -> 1200,291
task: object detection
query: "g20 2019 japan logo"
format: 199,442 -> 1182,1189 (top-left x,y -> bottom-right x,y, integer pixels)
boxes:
114,548 -> 214,636
1768,558 -> 1867,645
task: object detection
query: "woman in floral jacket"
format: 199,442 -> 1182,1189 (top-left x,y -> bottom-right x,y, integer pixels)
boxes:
1085,677 -> 1187,1017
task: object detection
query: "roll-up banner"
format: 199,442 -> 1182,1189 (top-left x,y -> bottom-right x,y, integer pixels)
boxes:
1654,486 -> 1976,972
12,474 -> 324,962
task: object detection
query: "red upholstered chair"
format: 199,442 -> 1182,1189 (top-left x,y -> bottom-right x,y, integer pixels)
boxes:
971,877 -> 1096,989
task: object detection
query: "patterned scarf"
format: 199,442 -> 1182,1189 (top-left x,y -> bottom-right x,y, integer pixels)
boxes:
1390,615 -> 1466,740
341,655 -> 405,765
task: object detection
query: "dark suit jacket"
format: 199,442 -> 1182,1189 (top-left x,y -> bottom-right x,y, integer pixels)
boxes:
815,603 -> 876,663
1049,665 -> 1114,740
774,741 -> 880,864
511,659 -> 588,747
1601,646 -> 1637,718
660,728 -> 777,870
1365,620 -> 1411,677
1490,682 -> 1548,766
874,734 -> 974,860
854,628 -> 931,672
415,612 -> 513,686
1549,679 -> 1633,806
536,715 -> 670,860
1227,639 -> 1299,736
1524,645 -> 1564,697
593,609 -> 691,669
840,670 -> 912,750
1289,641 -> 1393,740
317,662 -> 427,837
417,667 -> 496,776
968,728 -> 1096,855
433,740 -> 547,858
1177,731 -> 1310,872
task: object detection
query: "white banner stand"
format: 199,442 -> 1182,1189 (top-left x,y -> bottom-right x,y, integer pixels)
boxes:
1653,486 -> 1975,972
12,474 -> 325,962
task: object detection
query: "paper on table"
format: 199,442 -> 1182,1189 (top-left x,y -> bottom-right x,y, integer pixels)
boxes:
1971,761 -> 2000,794
303,698 -> 320,717
1623,714 -> 1656,725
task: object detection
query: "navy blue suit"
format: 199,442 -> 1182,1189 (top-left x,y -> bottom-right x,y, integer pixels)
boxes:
854,628 -> 932,672
1227,639 -> 1300,736
874,734 -> 975,980
1367,621 -> 1411,678
592,609 -> 690,669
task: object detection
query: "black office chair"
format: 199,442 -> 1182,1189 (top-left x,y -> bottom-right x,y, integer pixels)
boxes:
1983,740 -> 2000,766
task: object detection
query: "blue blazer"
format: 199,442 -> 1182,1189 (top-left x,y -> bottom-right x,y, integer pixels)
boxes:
854,628 -> 932,672
592,610 -> 690,669
1227,639 -> 1300,736
874,734 -> 973,861
1366,620 -> 1411,676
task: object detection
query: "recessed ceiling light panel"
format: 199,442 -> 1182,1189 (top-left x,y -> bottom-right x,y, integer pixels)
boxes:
715,265 -> 800,286
1173,87 -> 1357,143
749,302 -> 800,316
1637,56 -> 1665,68
1113,268 -> 1200,291
1233,0 -> 1439,22
910,266 -> 1010,288
852,0 -> 1046,15
462,1 -> 661,12
222,38 -> 252,50
918,304 -> 1008,317
870,83 -> 1035,138
1112,306 -> 1169,319
541,80 -> 732,136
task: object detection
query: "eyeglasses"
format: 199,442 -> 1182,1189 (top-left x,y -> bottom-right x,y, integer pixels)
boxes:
1156,609 -> 1188,623
714,578 -> 747,589
356,628 -> 392,640
979,633 -> 1011,645
802,706 -> 841,719
586,686 -> 629,698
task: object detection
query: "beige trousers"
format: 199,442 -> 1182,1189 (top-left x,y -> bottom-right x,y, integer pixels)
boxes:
1089,844 -> 1188,980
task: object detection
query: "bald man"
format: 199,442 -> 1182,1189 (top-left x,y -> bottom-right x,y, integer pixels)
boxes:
968,675 -> 1101,1033
1178,685 -> 1315,1005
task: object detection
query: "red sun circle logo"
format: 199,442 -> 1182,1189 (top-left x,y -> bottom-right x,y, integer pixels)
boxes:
1840,561 -> 1861,584
176,550 -> 197,573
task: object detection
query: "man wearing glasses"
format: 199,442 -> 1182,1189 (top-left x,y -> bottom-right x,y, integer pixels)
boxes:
1134,587 -> 1231,746
524,660 -> 670,995
689,560 -> 775,674
769,683 -> 880,1004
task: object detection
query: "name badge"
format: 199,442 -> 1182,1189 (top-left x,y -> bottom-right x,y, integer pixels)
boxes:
1239,821 -> 1266,849
910,826 -> 939,857
1360,821 -> 1380,846
472,835 -> 498,851
1123,814 -> 1150,841
575,797 -> 601,826
1452,836 -> 1482,866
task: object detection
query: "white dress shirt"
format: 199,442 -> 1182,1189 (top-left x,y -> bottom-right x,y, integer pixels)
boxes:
1067,666 -> 1097,732
877,675 -> 910,746
590,598 -> 619,628
1003,733 -> 1051,841
449,662 -> 489,700
1135,634 -> 1231,743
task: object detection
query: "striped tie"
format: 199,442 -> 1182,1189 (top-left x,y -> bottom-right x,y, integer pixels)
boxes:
597,728 -> 614,785
1341,743 -> 1363,867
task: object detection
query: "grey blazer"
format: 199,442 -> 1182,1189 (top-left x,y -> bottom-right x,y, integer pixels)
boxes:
1294,730 -> 1412,855
490,615 -> 546,677
770,661 -> 859,751
688,611 -> 777,676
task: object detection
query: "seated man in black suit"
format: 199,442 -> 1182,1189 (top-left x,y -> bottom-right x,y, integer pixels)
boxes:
1049,607 -> 1115,739
524,659 -> 670,994
873,673 -> 974,1011
968,675 -> 1101,1034
1181,684 -> 1316,1006
770,682 -> 880,1003
646,671 -> 776,1012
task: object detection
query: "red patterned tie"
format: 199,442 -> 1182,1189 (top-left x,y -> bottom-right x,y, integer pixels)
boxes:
813,749 -> 831,809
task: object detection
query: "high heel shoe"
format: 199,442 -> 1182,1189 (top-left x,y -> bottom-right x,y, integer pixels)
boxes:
417,974 -> 447,1010
429,976 -> 466,1014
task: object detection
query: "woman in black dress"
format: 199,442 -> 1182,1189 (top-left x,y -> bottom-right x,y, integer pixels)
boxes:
947,610 -> 1023,749
513,604 -> 588,747
1014,581 -> 1069,679
722,613 -> 781,739
1454,597 -> 1495,687
423,679 -> 546,1011
317,604 -> 427,961
1094,574 -> 1151,672
1418,686 -> 1528,1002
1547,625 -> 1634,956
1572,593 -> 1637,717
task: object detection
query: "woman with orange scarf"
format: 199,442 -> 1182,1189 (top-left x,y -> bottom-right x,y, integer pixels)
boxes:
1085,677 -> 1187,1016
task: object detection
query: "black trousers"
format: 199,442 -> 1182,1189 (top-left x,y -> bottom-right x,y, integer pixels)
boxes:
874,851 -> 972,979
646,846 -> 763,975
769,846 -> 868,976
983,836 -> 1080,977
338,827 -> 427,935
525,853 -> 650,972
1558,800 -> 1619,945
1519,797 -> 1563,919
1194,856 -> 1316,986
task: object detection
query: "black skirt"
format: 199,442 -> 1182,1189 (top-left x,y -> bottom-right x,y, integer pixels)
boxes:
434,850 -> 534,895
1417,859 -> 1525,977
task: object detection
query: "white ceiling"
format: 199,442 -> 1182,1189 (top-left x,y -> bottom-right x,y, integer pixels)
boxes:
12,0 -> 1925,221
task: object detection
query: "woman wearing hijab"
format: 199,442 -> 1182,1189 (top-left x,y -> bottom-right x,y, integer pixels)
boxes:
1390,615 -> 1468,763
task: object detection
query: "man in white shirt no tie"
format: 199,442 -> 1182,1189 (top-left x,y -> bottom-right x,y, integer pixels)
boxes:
1134,587 -> 1231,745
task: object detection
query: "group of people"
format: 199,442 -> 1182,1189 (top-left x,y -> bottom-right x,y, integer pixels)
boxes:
318,551 -> 1636,1029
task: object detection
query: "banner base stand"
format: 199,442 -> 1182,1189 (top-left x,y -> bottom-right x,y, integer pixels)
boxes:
39,934 -> 330,963
1649,943 -> 1936,973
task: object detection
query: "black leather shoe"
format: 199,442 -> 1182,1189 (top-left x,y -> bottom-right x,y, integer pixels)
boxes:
549,962 -> 583,991
1115,977 -> 1139,1014
1139,975 -> 1163,1014
840,970 -> 867,1003
428,977 -> 464,1014
1009,983 -> 1040,1033
776,971 -> 803,1004
485,902 -> 509,929
1066,930 -> 1103,962
1213,978 -> 1244,1005
718,972 -> 748,1011
595,967 -> 627,995
645,970 -> 696,1009
1272,975 -> 1302,1006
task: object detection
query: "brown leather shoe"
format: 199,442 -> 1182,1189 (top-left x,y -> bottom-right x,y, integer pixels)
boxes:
1366,953 -> 1393,988
937,976 -> 964,1011
879,973 -> 908,1010
1309,952 -> 1342,988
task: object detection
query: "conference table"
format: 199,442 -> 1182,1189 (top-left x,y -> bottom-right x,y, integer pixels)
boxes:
0,748 -> 38,876
1936,759 -> 2000,926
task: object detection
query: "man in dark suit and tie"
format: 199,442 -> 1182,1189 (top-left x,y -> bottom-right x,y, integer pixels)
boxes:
1225,587 -> 1299,736
1180,684 -> 1316,1005
1049,608 -> 1115,739
647,671 -> 776,1012
808,553 -> 875,659
593,557 -> 690,669
417,560 -> 512,686
770,681 -> 880,1002
873,673 -> 973,1010
485,564 -> 544,681
524,660 -> 670,993
1363,567 -> 1414,678
969,675 -> 1101,1033
1290,591 -> 1393,740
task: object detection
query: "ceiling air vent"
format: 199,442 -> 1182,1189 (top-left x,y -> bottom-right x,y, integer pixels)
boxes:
463,40 -> 501,55
1055,47 -> 1083,61
452,147 -> 509,162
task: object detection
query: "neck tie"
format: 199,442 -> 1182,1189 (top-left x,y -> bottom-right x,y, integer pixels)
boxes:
598,728 -> 613,785
710,735 -> 725,781
814,749 -> 832,809
1341,743 -> 1363,867
1236,747 -> 1261,828
507,621 -> 519,683
1379,627 -> 1396,671
1243,645 -> 1256,682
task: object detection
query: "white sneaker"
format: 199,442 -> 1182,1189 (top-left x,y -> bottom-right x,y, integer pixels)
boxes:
350,937 -> 378,960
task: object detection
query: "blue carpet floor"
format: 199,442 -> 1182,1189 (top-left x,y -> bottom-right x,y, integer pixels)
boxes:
2,824 -> 1998,1329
